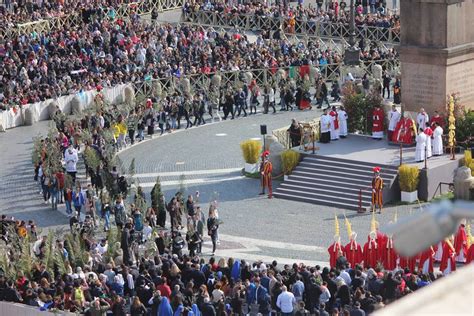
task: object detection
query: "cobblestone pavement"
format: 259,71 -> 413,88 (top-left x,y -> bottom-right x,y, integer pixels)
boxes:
1,104 -> 409,266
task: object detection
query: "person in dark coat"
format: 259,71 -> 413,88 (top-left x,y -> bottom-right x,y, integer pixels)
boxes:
121,223 -> 133,266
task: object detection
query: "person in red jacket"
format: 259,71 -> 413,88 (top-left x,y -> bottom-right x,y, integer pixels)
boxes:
344,232 -> 363,268
364,231 -> 379,269
454,222 -> 468,263
440,238 -> 456,275
418,246 -> 435,274
328,235 -> 344,269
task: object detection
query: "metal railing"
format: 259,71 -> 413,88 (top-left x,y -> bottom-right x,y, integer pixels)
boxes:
0,0 -> 184,38
432,182 -> 454,200
185,11 -> 400,45
131,59 -> 399,100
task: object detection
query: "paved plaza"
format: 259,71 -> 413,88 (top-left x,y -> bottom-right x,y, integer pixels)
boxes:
0,108 -> 420,266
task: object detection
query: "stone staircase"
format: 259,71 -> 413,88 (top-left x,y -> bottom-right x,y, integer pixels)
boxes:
274,155 -> 399,211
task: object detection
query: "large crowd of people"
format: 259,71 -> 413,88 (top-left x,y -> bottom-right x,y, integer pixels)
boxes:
184,1 -> 400,29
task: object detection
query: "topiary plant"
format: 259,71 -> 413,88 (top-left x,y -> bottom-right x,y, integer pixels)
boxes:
398,164 -> 420,192
240,140 -> 262,164
281,150 -> 300,175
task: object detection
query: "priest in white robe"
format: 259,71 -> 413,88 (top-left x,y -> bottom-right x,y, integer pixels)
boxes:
388,105 -> 400,141
432,122 -> 444,156
415,128 -> 427,162
320,109 -> 332,143
337,106 -> 348,138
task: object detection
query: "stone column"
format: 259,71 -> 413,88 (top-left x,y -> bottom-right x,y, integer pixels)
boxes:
399,0 -> 474,112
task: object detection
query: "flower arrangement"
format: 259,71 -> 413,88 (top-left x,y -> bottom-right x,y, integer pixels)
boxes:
398,164 -> 420,192
281,150 -> 301,175
240,139 -> 262,164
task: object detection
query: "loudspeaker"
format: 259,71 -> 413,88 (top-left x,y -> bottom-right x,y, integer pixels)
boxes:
260,124 -> 267,135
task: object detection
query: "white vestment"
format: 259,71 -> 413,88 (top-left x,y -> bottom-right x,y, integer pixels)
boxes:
434,242 -> 443,262
425,132 -> 432,158
415,132 -> 427,162
432,126 -> 444,155
416,112 -> 429,129
388,110 -> 401,131
338,110 -> 348,136
320,115 -> 332,133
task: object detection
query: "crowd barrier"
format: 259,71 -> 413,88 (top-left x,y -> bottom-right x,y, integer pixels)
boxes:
1,60 -> 399,131
185,11 -> 400,45
0,301 -> 74,316
0,0 -> 185,38
0,84 -> 129,130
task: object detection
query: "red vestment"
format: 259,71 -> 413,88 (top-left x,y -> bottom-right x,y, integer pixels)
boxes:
392,117 -> 415,144
454,224 -> 468,261
399,255 -> 418,273
430,115 -> 444,129
329,110 -> 339,129
363,239 -> 379,268
466,244 -> 474,264
418,247 -> 435,273
380,237 -> 397,270
371,108 -> 384,133
344,240 -> 363,268
440,242 -> 456,274
328,242 -> 343,268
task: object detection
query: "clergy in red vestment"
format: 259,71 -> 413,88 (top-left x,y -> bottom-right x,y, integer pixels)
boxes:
418,246 -> 435,274
328,235 -> 344,269
381,236 -> 397,270
344,232 -> 363,268
454,222 -> 468,263
399,254 -> 418,273
430,111 -> 445,129
371,105 -> 384,139
440,238 -> 456,275
466,243 -> 474,264
363,232 -> 379,268
392,115 -> 416,145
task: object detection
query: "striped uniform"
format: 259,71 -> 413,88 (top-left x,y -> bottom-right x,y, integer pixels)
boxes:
371,176 -> 384,207
260,160 -> 273,197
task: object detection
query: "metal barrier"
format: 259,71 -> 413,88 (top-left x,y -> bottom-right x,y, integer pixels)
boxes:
131,60 -> 399,100
2,0 -> 184,38
186,11 -> 400,45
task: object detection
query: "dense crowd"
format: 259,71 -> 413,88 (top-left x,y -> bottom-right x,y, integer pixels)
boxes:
185,1 -> 400,29
0,0 -> 150,25
0,14 -> 398,110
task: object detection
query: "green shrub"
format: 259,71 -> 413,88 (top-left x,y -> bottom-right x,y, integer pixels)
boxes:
398,164 -> 420,192
281,150 -> 300,175
240,140 -> 262,164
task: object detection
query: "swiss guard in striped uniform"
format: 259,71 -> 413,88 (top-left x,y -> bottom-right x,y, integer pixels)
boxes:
259,151 -> 273,199
371,166 -> 384,213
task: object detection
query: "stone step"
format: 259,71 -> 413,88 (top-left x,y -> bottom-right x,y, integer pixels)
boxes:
303,155 -> 399,172
272,191 -> 370,211
275,187 -> 372,207
297,164 -> 396,181
291,170 -> 376,185
280,180 -> 373,198
287,175 -> 372,190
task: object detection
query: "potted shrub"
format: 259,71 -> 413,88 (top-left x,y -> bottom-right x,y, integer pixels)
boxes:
240,139 -> 262,173
281,150 -> 300,180
398,164 -> 420,202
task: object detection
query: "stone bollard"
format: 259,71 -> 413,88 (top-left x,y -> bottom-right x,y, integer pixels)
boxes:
453,166 -> 474,200
124,86 -> 135,105
265,135 -> 285,177
24,107 -> 39,126
70,95 -> 83,115
48,101 -> 60,119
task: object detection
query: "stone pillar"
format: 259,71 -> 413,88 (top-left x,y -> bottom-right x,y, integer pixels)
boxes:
399,0 -> 474,112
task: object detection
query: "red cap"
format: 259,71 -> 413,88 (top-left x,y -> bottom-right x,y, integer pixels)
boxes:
96,85 -> 103,91
262,150 -> 270,158
373,166 -> 381,173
